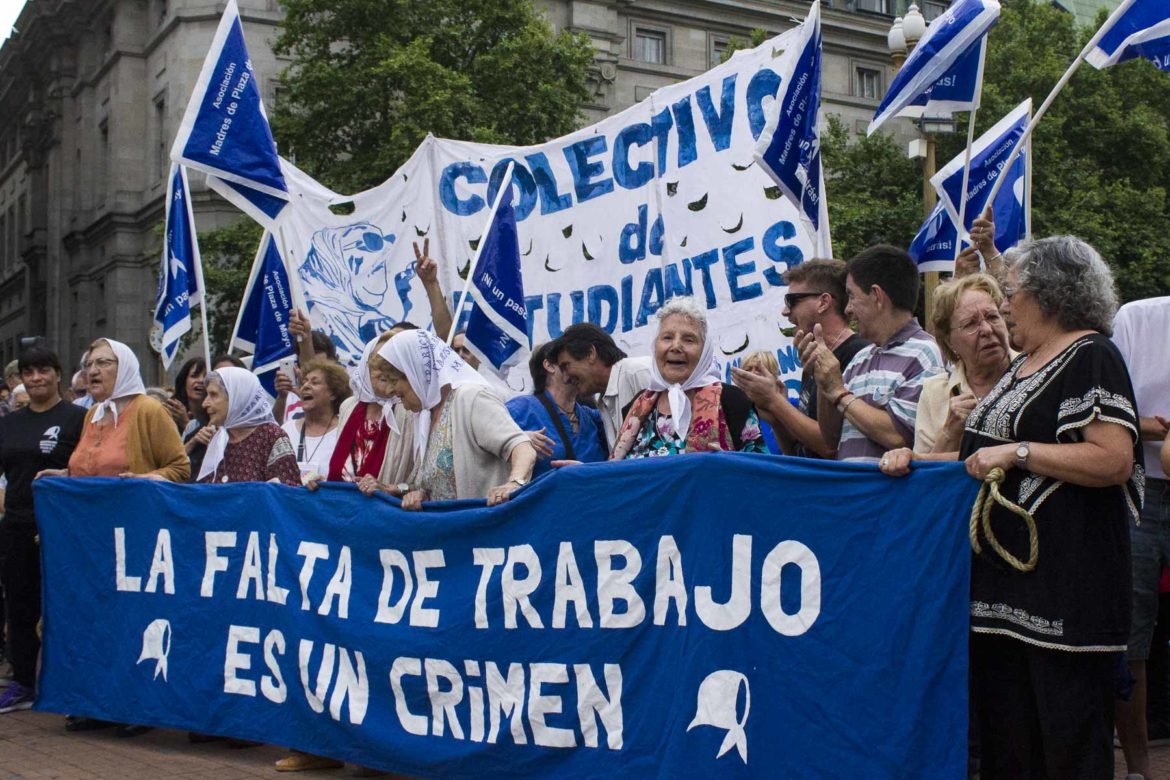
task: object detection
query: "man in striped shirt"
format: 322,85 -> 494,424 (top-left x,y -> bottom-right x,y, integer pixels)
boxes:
797,245 -> 943,461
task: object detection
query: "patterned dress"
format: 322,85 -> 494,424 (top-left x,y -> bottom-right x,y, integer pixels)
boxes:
960,334 -> 1143,651
198,422 -> 302,486
412,401 -> 458,500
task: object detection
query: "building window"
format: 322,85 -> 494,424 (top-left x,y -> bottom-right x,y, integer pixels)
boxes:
153,96 -> 167,185
710,37 -> 729,69
634,28 -> 667,65
855,66 -> 882,100
854,0 -> 891,14
923,1 -> 947,21
97,120 -> 109,208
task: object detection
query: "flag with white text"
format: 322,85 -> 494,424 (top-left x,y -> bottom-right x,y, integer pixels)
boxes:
151,165 -> 205,369
231,233 -> 296,381
1086,0 -> 1170,72
171,0 -> 288,205
754,0 -> 832,259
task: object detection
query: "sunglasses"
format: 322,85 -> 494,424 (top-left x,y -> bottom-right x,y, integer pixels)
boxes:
343,231 -> 393,254
784,291 -> 826,309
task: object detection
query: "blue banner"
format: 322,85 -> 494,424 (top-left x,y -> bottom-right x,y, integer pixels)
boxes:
869,0 -> 1000,135
231,232 -> 295,376
465,165 -> 530,373
33,456 -> 978,777
904,38 -> 985,118
1086,0 -> 1170,72
754,0 -> 831,259
170,0 -> 288,202
152,165 -> 204,368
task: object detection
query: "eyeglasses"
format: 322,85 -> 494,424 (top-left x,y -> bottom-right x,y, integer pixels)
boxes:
951,311 -> 1004,336
1001,286 -> 1018,300
83,357 -> 117,370
784,292 -> 825,309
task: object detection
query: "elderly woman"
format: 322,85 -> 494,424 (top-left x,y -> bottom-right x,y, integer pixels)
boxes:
912,274 -> 1015,455
37,338 -> 187,735
612,297 -> 765,459
950,237 -> 1143,776
282,358 -> 350,482
40,338 -> 189,483
739,350 -> 785,455
368,329 -> 535,509
197,367 -> 300,486
506,342 -> 606,477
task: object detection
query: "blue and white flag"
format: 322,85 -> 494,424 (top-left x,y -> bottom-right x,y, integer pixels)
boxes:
151,165 -> 205,369
171,0 -> 288,205
908,202 -> 961,272
901,38 -> 987,119
1085,0 -> 1170,72
231,232 -> 295,381
869,0 -> 1000,135
754,0 -> 832,259
463,166 -> 530,374
930,99 -> 1031,245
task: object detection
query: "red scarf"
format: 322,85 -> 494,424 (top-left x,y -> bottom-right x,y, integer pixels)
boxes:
327,402 -> 391,481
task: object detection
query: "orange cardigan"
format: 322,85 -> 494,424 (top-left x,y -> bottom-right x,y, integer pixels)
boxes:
74,395 -> 190,482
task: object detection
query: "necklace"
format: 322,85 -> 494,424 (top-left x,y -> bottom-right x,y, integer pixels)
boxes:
298,415 -> 337,464
824,328 -> 852,352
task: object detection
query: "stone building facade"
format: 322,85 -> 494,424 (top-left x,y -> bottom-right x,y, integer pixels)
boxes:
2,0 -> 1099,381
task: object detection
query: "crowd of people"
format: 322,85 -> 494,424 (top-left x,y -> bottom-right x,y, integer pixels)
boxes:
0,225 -> 1166,779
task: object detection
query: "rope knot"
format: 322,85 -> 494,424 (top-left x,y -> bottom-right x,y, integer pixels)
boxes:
970,467 -> 1038,572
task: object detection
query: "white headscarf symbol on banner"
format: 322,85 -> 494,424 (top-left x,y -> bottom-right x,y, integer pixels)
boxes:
90,338 -> 148,428
377,329 -> 487,464
646,301 -> 723,439
351,336 -> 400,435
198,366 -> 276,482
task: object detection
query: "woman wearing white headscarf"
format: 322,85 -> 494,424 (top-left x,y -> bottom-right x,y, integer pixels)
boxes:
611,297 -> 765,459
368,329 -> 535,509
197,367 -> 300,485
49,338 -> 189,482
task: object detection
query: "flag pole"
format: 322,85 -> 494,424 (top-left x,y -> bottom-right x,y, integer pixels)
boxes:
198,299 -> 213,368
983,1 -> 1127,208
447,161 -> 516,347
952,40 -> 987,263
1025,103 -> 1034,241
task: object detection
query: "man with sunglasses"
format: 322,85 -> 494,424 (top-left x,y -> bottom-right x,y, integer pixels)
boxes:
732,259 -> 867,458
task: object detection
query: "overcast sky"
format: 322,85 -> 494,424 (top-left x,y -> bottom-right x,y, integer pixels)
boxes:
0,0 -> 26,44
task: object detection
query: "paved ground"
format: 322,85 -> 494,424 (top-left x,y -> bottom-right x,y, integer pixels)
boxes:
4,707 -> 1170,778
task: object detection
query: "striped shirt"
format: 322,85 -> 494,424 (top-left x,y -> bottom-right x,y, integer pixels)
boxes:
837,319 -> 943,461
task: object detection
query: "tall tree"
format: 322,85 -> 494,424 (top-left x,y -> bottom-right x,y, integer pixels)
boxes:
271,0 -> 595,193
827,0 -> 1170,301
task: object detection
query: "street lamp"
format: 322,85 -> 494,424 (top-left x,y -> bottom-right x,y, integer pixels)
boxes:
888,2 -> 954,321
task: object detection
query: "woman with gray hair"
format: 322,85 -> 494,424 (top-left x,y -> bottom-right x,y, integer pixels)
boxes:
611,296 -> 765,458
956,236 -> 1143,776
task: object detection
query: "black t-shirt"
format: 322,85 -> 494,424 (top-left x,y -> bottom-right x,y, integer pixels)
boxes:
795,333 -> 869,458
0,400 -> 87,525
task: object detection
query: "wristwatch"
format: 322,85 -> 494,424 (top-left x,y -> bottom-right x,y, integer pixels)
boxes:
509,476 -> 529,487
1014,442 -> 1030,470
395,482 -> 411,494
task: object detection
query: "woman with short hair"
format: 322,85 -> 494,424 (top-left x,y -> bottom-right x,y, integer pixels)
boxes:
197,367 -> 300,486
368,329 -> 535,509
957,236 -> 1142,776
612,296 -> 765,459
281,358 -> 350,482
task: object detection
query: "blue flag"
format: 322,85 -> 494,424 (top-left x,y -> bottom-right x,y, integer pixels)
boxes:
1086,0 -> 1170,72
931,99 -> 1031,246
902,38 -> 987,119
151,165 -> 205,369
754,0 -> 832,259
908,202 -> 961,272
231,232 -> 295,377
869,0 -> 1000,135
33,455 -> 978,777
170,0 -> 288,205
463,165 -> 530,374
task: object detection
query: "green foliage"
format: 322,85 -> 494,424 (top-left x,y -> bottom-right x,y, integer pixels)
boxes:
821,116 -> 923,261
721,29 -> 770,63
199,218 -> 263,354
828,0 -> 1170,301
270,0 -> 595,193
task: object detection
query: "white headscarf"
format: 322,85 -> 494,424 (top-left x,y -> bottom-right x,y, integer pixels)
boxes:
198,367 -> 276,482
377,329 -> 487,463
90,338 -> 148,428
351,336 -> 400,435
647,315 -> 723,439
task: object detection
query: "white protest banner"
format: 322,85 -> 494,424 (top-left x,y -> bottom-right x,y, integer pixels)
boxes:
253,31 -> 810,391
